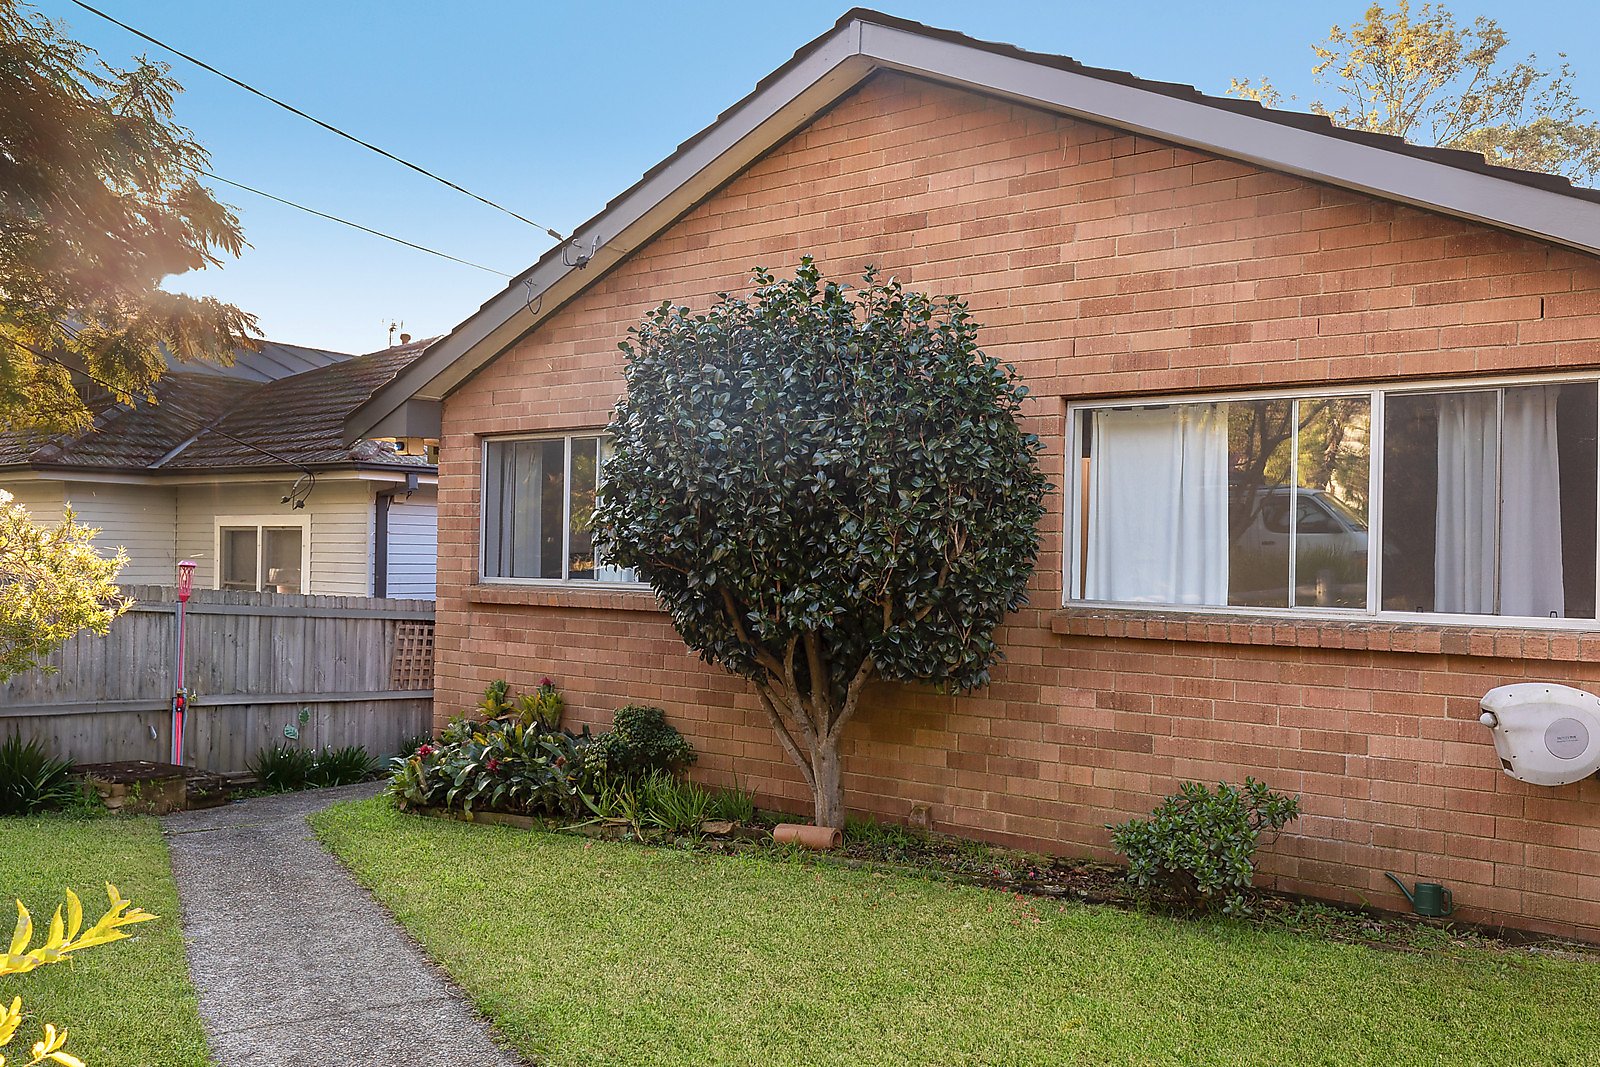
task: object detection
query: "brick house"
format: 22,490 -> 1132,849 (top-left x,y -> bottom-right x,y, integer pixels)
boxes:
349,11 -> 1600,939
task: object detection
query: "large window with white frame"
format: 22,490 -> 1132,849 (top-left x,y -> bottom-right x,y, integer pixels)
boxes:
480,433 -> 638,584
1067,375 -> 1600,624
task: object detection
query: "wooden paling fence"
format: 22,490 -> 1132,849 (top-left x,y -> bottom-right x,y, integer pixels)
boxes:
1,585 -> 433,773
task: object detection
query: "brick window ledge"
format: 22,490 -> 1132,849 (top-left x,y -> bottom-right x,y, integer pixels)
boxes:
1051,608 -> 1600,662
465,583 -> 661,613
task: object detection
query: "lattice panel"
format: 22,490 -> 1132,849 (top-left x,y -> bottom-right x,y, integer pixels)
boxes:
390,620 -> 436,690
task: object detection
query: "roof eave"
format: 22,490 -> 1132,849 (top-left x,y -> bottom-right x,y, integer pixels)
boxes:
344,10 -> 1600,442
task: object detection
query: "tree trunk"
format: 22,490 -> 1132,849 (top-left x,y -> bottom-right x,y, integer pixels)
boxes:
810,738 -> 844,829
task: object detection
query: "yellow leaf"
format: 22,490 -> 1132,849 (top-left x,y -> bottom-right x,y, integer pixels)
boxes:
49,1051 -> 84,1067
63,891 -> 82,944
0,995 -> 21,1046
6,904 -> 29,958
45,907 -> 63,951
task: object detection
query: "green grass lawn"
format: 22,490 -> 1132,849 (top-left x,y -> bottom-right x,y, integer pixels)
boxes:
0,815 -> 209,1067
315,798 -> 1600,1067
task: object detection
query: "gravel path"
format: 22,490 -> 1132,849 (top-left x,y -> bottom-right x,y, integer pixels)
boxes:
163,783 -> 523,1066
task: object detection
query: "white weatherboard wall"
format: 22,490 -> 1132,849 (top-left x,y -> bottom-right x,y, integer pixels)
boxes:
386,489 -> 437,598
62,483 -> 179,585
0,480 -> 64,518
175,479 -> 376,595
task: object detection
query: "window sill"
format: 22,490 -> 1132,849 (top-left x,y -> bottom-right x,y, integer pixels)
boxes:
465,583 -> 661,613
1051,608 -> 1600,662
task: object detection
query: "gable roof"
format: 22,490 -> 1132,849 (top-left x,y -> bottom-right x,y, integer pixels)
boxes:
345,7 -> 1600,443
1,339 -> 437,476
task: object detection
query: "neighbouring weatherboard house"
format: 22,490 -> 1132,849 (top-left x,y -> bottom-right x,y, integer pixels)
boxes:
348,11 -> 1600,939
3,337 -> 439,598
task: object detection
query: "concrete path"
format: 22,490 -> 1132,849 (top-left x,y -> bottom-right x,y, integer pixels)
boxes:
163,783 -> 523,1066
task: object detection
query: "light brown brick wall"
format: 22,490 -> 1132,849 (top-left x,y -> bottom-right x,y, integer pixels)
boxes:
435,74 -> 1600,940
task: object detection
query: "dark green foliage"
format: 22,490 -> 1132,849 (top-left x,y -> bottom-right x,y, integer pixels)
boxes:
583,704 -> 695,782
706,777 -> 755,824
593,259 -> 1048,825
388,717 -> 593,817
0,733 -> 80,815
306,745 -> 379,787
248,743 -> 316,793
1111,778 -> 1302,915
250,743 -> 378,792
396,732 -> 434,758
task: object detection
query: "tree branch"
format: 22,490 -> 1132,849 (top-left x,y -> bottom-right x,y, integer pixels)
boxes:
720,587 -> 785,679
827,654 -> 877,744
756,684 -> 817,791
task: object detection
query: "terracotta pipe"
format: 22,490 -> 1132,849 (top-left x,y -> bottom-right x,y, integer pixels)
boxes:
772,823 -> 843,850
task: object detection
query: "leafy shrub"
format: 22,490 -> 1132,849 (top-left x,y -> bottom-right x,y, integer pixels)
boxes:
249,743 -> 316,792
396,732 -> 434,759
0,734 -> 81,815
306,744 -> 379,787
389,717 -> 593,817
1110,778 -> 1301,915
584,705 -> 695,783
584,772 -> 737,837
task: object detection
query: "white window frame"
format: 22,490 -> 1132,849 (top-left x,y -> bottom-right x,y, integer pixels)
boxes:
213,514 -> 311,594
1065,370 -> 1600,630
478,431 -> 644,587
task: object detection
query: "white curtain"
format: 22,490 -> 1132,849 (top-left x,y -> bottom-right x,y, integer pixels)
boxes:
1500,387 -> 1565,617
1085,404 -> 1228,605
1434,392 -> 1498,614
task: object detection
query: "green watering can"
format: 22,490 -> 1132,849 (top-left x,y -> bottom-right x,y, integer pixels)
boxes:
1385,873 -> 1454,917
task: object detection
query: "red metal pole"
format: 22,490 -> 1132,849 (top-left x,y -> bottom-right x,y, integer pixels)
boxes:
173,561 -> 196,765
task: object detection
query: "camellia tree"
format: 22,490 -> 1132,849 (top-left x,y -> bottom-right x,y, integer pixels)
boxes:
0,490 -> 128,681
595,261 -> 1047,827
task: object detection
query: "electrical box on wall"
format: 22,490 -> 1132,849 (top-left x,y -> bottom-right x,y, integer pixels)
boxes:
1479,683 -> 1600,786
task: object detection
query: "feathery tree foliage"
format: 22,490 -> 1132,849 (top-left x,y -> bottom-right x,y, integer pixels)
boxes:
0,0 -> 257,434
0,489 -> 127,680
1229,1 -> 1600,185
595,261 -> 1047,827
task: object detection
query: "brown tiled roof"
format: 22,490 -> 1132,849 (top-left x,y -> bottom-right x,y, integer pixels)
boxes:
0,338 -> 437,475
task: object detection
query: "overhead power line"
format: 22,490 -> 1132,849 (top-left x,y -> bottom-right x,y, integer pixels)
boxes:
67,0 -> 569,241
200,171 -> 513,277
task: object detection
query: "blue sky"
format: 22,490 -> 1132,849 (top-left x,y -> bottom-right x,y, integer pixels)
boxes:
37,1 -> 1600,354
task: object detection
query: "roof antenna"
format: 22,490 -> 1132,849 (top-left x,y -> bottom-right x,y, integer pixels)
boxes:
385,320 -> 404,347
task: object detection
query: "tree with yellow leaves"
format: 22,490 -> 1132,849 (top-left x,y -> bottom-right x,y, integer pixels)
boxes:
1229,1 -> 1600,185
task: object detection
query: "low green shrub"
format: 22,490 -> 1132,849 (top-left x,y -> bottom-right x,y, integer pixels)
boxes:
249,743 -> 316,792
1110,777 -> 1301,915
250,743 -> 379,792
306,744 -> 379,787
389,716 -> 593,817
706,777 -> 755,824
584,704 -> 695,782
0,734 -> 80,816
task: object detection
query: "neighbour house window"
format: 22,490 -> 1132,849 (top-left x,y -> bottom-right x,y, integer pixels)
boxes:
218,523 -> 305,593
481,434 -> 637,583
1068,377 -> 1600,624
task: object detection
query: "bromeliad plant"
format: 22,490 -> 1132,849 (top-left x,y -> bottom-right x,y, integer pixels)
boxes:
389,716 -> 593,818
1,884 -> 158,1066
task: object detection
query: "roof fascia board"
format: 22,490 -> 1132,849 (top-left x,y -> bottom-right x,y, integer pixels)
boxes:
0,468 -> 431,487
858,22 -> 1600,255
345,25 -> 872,442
